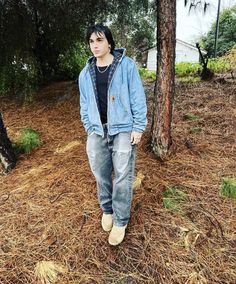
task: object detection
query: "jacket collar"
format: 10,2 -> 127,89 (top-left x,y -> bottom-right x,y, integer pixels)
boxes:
86,48 -> 126,67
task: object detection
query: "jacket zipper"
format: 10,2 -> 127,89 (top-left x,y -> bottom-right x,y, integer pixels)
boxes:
107,58 -> 122,135
88,68 -> 104,137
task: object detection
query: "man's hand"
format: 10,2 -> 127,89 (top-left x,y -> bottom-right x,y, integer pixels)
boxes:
130,131 -> 142,145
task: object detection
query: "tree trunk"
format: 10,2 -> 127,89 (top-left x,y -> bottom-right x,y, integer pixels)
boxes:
0,113 -> 16,173
151,0 -> 176,158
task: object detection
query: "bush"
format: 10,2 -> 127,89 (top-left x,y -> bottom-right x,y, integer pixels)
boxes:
208,58 -> 232,73
140,55 -> 235,83
13,128 -> 41,154
222,44 -> 236,68
175,62 -> 201,77
0,56 -> 38,97
139,68 -> 156,80
58,43 -> 89,80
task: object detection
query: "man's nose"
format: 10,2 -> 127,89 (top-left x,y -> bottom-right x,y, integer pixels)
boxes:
93,41 -> 98,48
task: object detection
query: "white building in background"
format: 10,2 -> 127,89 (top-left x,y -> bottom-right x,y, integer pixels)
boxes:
146,39 -> 207,71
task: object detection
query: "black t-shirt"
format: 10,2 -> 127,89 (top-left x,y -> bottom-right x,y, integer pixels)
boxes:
95,65 -> 111,124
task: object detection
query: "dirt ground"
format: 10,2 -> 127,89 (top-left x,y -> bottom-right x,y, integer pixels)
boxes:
0,77 -> 235,284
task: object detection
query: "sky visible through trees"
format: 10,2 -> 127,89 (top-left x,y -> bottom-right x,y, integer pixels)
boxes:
176,0 -> 236,42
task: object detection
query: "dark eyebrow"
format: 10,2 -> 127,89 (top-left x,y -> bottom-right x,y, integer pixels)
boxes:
89,36 -> 104,42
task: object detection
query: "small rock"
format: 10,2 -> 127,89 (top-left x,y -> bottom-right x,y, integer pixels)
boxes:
185,139 -> 193,149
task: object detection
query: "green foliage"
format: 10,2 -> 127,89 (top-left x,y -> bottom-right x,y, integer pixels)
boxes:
220,177 -> 236,199
208,58 -> 234,72
189,125 -> 202,134
222,44 -> 236,67
175,57 -> 235,80
201,5 -> 236,57
141,55 -> 235,83
109,0 -> 155,63
0,0 -> 111,90
139,68 -> 156,80
13,128 -> 41,155
184,113 -> 200,121
130,17 -> 156,62
0,57 -> 38,96
175,62 -> 201,77
58,43 -> 89,80
0,0 -> 156,93
162,187 -> 187,212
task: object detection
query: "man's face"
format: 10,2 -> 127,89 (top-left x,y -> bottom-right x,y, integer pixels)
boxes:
89,32 -> 110,59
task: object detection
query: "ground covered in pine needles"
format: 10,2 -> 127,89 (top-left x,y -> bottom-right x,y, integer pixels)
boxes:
0,77 -> 235,284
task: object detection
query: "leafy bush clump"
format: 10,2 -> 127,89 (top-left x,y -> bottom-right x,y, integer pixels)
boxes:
208,58 -> 232,73
175,62 -> 201,77
222,44 -> 236,68
139,68 -> 156,80
13,128 -> 41,154
0,57 -> 38,97
162,187 -> 187,212
220,177 -> 236,199
58,43 -> 89,80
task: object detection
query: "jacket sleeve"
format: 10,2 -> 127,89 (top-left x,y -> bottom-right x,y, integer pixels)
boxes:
128,61 -> 147,133
78,72 -> 93,134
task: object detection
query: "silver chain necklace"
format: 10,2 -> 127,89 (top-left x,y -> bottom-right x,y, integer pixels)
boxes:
96,65 -> 110,74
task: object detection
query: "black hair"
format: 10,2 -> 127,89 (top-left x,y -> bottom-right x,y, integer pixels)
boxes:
86,24 -> 115,54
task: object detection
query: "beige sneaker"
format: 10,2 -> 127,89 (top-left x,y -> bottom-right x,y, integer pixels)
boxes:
108,224 -> 127,246
101,213 -> 113,232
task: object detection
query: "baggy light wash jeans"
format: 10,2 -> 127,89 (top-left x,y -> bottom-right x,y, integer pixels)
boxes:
86,125 -> 136,227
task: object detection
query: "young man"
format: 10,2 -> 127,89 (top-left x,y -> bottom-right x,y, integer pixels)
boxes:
78,24 -> 147,246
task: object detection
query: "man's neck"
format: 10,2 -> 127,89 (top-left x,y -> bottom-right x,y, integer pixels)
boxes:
96,53 -> 114,67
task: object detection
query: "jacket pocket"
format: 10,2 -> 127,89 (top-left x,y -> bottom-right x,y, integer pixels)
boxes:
109,93 -> 133,125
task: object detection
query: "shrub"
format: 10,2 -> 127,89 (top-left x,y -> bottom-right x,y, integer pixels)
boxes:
175,62 -> 201,77
208,58 -> 232,73
140,55 -> 235,83
13,128 -> 41,154
222,44 -> 236,69
139,68 -> 156,80
0,56 -> 38,97
58,43 -> 89,80
220,177 -> 236,199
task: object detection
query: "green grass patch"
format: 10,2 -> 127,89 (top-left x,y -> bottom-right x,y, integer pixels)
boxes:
162,187 -> 187,212
220,177 -> 236,199
183,113 -> 200,121
189,125 -> 202,134
13,128 -> 41,154
139,68 -> 156,80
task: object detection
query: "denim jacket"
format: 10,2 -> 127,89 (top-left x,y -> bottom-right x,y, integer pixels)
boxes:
78,48 -> 147,137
